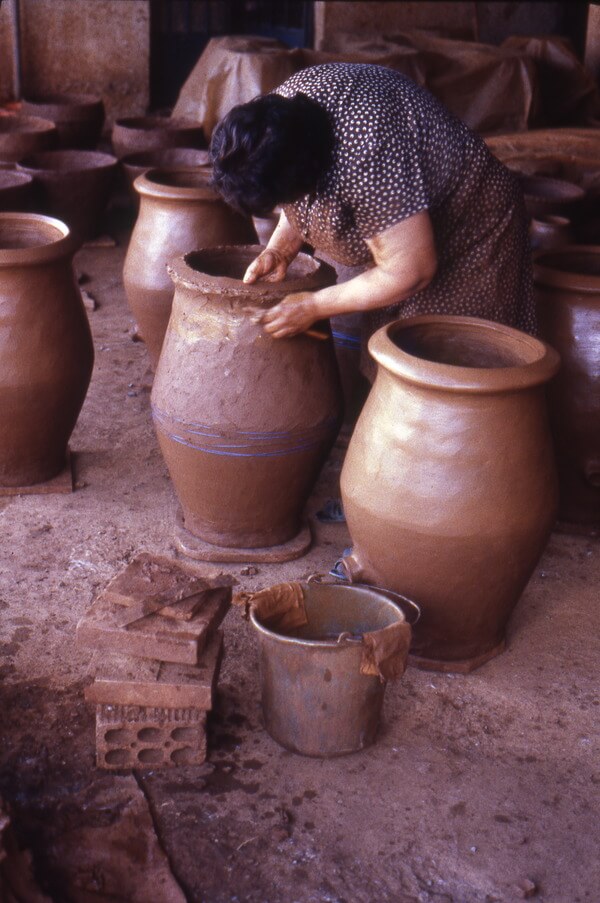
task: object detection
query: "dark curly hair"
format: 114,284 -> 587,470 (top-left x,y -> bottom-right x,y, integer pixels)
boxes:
209,92 -> 334,216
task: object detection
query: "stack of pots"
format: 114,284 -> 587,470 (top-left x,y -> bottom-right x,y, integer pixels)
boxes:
534,246 -> 600,528
339,315 -> 560,672
151,245 -> 342,552
123,168 -> 258,369
0,213 -> 94,487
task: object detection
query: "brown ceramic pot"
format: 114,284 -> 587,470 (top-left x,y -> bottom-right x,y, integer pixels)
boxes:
339,315 -> 560,671
120,148 -> 211,203
123,168 -> 257,369
111,116 -> 206,159
151,245 -> 342,548
21,94 -> 105,149
0,171 -> 34,212
17,149 -> 118,243
534,247 -> 600,526
520,175 -> 585,220
529,215 -> 574,252
0,115 -> 58,163
0,213 -> 94,486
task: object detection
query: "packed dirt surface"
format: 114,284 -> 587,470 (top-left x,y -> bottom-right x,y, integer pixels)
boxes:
0,205 -> 598,903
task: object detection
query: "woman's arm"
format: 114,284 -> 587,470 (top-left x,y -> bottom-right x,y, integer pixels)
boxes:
261,210 -> 438,337
243,209 -> 304,284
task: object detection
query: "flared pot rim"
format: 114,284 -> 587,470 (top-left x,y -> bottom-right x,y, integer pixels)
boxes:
0,212 -> 75,265
134,166 -> 216,201
113,115 -> 205,132
17,149 -> 118,173
168,244 -> 337,301
0,114 -> 58,135
533,244 -> 600,294
369,314 -> 560,394
21,93 -> 104,116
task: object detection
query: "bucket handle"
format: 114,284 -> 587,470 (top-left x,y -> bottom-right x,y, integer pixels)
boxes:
307,573 -> 421,626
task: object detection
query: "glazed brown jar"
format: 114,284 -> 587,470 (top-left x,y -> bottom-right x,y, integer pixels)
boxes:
339,315 -> 560,671
534,246 -> 600,526
0,213 -> 94,486
151,246 -> 342,549
123,168 -> 257,369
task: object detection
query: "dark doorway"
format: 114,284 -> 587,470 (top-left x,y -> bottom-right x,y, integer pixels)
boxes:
150,0 -> 314,110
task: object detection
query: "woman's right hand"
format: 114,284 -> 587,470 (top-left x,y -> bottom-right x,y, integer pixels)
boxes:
243,248 -> 290,284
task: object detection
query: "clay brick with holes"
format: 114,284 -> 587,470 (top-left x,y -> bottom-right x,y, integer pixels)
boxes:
96,704 -> 207,770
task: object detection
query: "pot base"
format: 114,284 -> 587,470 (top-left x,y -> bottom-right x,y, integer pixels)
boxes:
0,448 -> 74,496
408,639 -> 506,674
175,511 -> 312,563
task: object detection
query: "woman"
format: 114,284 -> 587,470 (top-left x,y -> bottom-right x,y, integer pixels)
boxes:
210,62 -> 535,377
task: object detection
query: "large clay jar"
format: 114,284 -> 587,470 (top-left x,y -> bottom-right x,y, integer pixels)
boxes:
0,213 -> 94,486
123,168 -> 257,369
0,115 -> 58,163
151,246 -> 342,548
111,116 -> 206,159
18,150 -> 118,243
339,315 -> 560,671
534,247 -> 600,526
21,94 -> 105,149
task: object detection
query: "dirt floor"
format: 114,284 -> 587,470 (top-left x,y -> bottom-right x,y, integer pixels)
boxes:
0,203 -> 598,903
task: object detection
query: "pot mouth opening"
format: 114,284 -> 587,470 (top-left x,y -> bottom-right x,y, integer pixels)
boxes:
389,321 -> 539,369
535,249 -> 600,277
19,150 -> 116,172
23,93 -> 101,107
123,148 -> 210,167
145,168 -> 212,190
0,216 -> 68,250
183,247 -> 320,282
0,116 -> 55,135
116,116 -> 202,132
533,214 -> 570,226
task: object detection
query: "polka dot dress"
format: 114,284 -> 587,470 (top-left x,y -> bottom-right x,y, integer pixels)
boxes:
275,63 -> 535,374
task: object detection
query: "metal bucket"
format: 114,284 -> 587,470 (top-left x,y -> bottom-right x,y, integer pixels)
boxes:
250,580 -> 419,758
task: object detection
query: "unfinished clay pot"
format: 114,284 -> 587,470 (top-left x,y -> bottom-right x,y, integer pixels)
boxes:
21,94 -> 105,149
339,315 -> 560,671
0,171 -> 34,212
530,214 -> 574,252
520,175 -> 585,220
111,116 -> 206,159
120,148 -> 210,203
151,245 -> 341,549
534,247 -> 600,526
0,213 -> 94,486
18,149 -> 118,243
0,115 -> 58,163
123,168 -> 257,369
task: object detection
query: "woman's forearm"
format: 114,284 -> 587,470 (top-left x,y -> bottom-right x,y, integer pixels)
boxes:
309,263 -> 433,320
265,211 -> 304,264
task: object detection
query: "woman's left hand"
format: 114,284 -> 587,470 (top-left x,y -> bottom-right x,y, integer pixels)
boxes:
261,292 -> 318,338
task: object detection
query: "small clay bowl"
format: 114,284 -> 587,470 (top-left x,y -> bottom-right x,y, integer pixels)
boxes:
121,147 -> 211,201
520,175 -> 586,219
111,116 -> 206,158
18,149 -> 118,243
21,93 -> 105,149
0,115 -> 58,163
0,171 -> 35,212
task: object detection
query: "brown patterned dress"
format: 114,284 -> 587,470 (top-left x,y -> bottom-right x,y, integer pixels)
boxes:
275,63 -> 535,373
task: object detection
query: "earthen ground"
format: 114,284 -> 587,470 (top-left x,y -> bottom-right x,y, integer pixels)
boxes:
0,206 -> 598,903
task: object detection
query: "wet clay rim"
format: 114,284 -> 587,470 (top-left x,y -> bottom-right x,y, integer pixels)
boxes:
18,149 -> 118,173
369,314 -> 560,394
533,244 -> 600,294
0,115 -> 57,136
0,212 -> 75,266
168,245 -> 337,302
134,167 -> 216,201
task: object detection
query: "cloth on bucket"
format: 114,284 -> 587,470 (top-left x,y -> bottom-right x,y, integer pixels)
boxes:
361,621 -> 412,682
233,582 -> 308,632
235,582 -> 412,682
